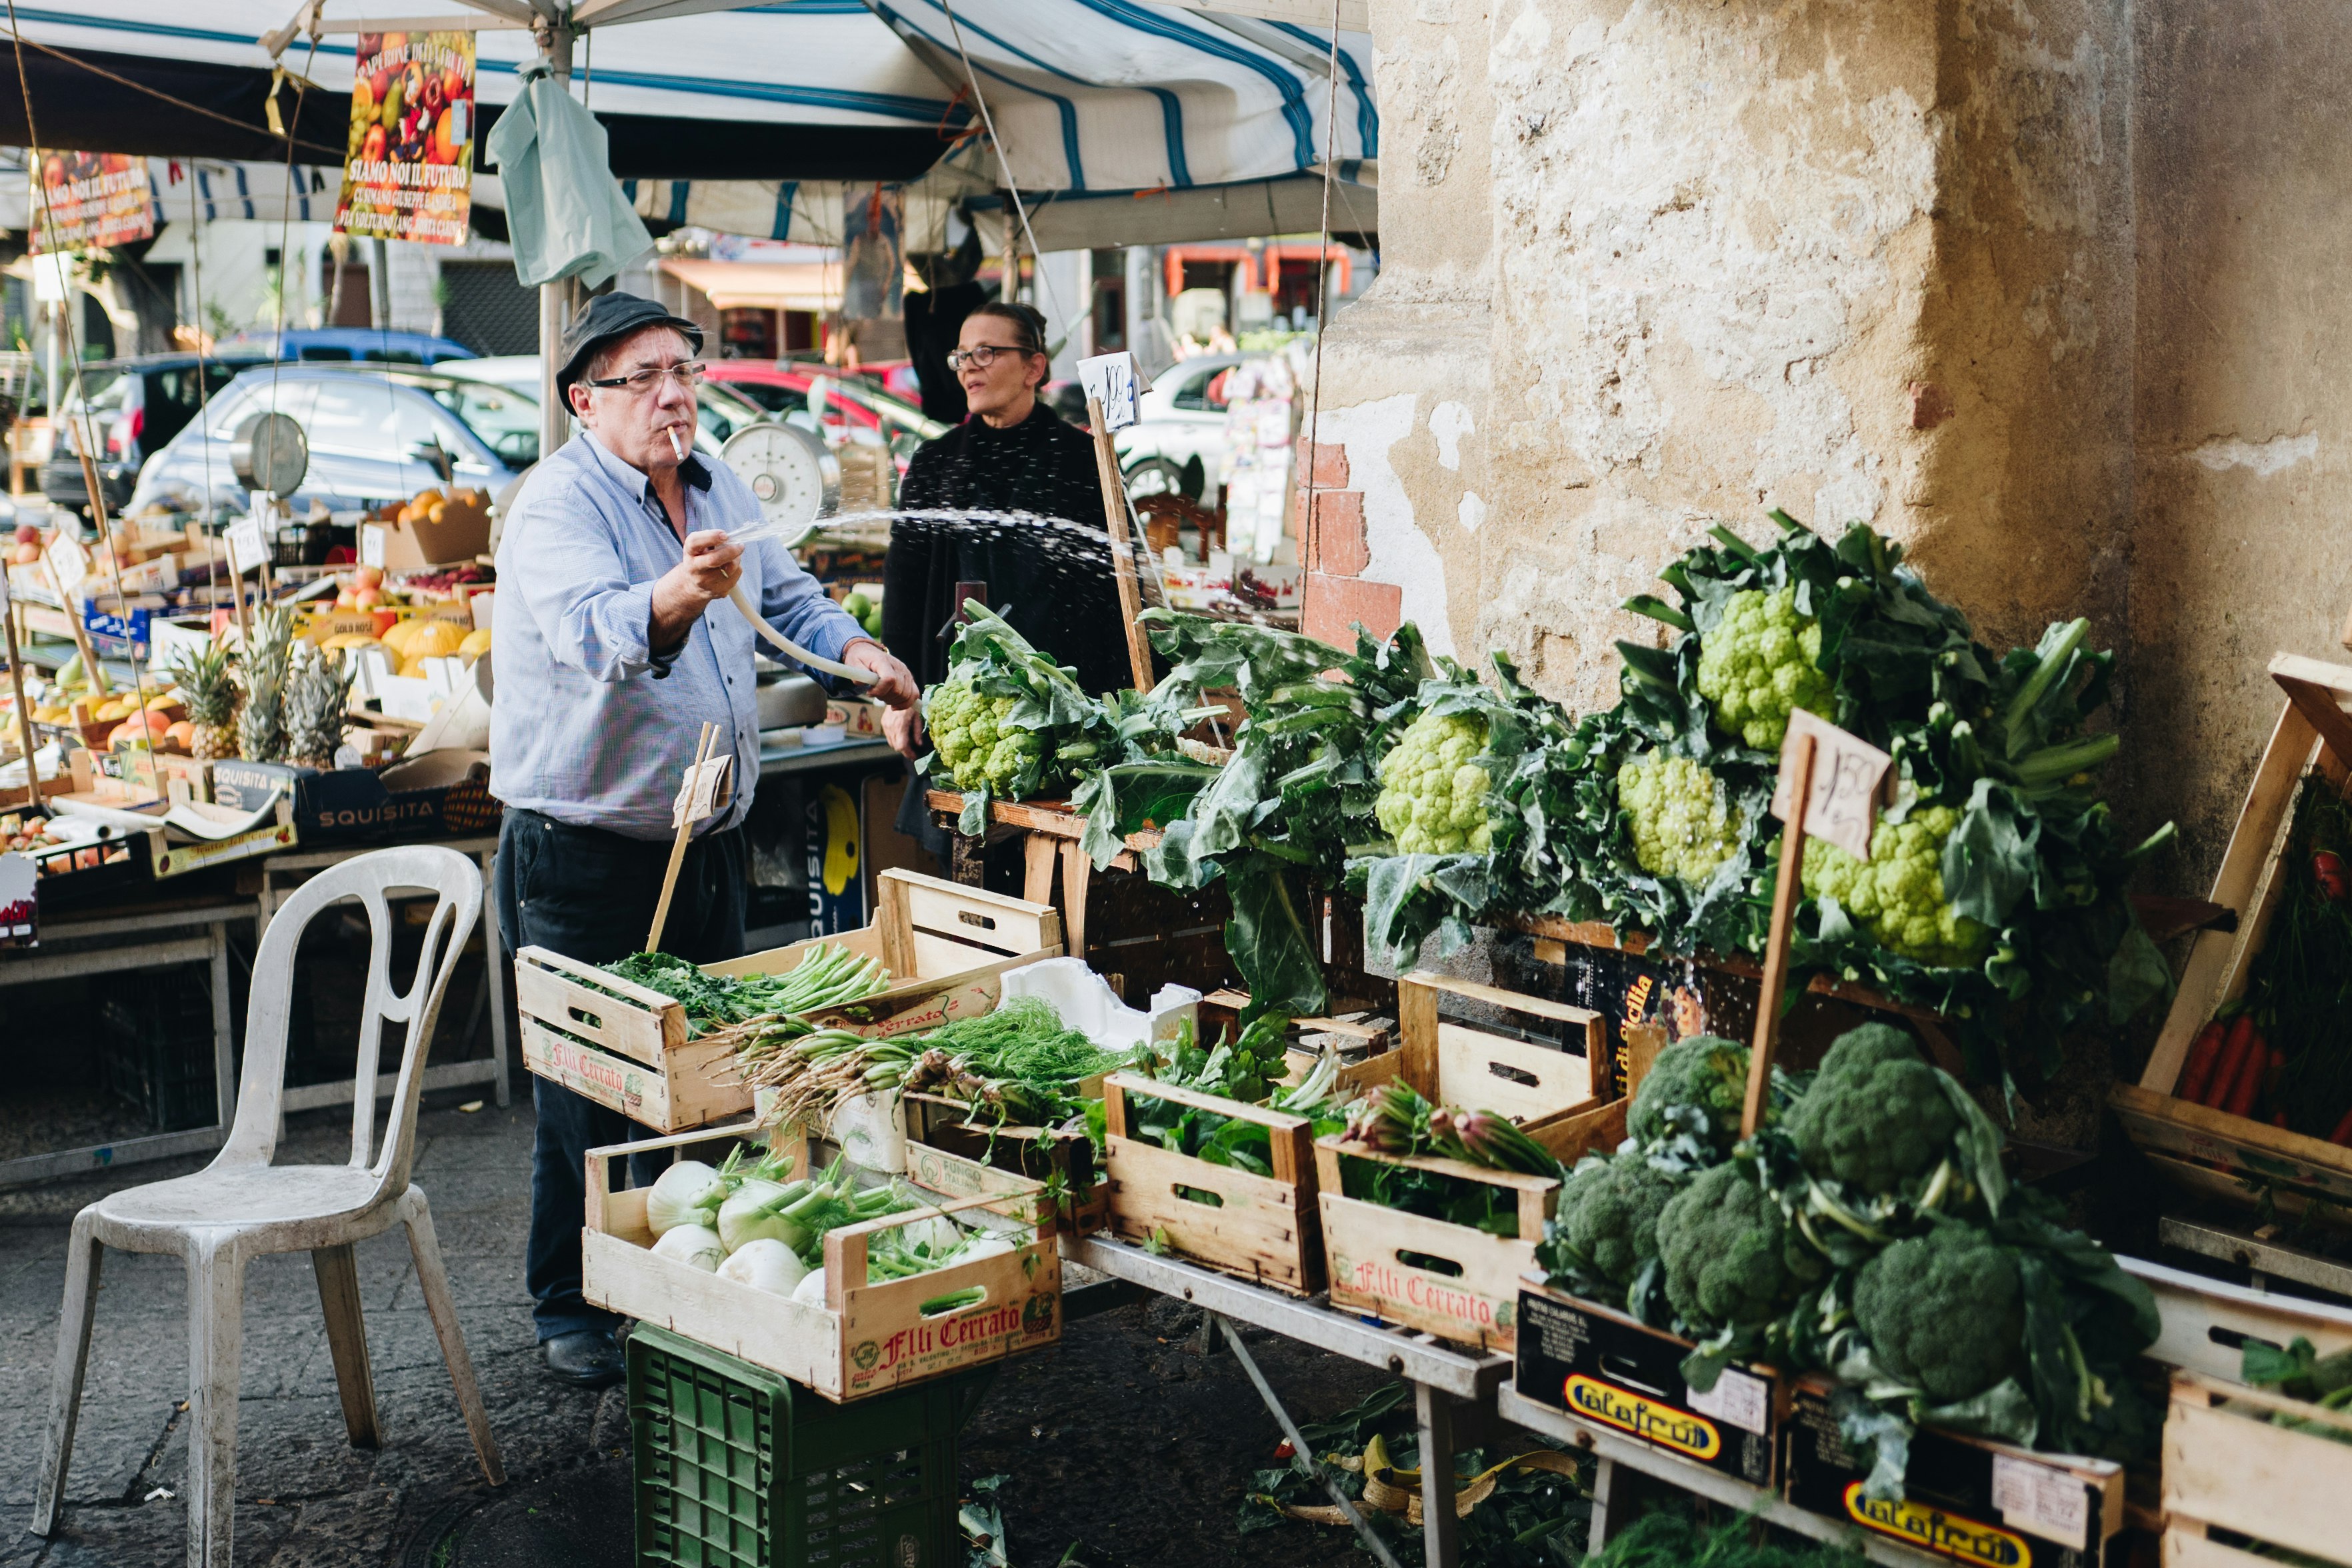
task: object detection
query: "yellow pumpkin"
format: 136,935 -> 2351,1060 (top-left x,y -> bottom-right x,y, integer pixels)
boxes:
401,619 -> 469,660
458,627 -> 493,659
380,617 -> 427,653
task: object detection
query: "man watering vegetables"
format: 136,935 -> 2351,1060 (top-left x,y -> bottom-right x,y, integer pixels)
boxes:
491,293 -> 917,1387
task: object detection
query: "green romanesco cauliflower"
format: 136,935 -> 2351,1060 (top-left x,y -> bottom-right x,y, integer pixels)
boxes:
1785,1023 -> 1959,1194
1655,1161 -> 1818,1330
1375,711 -> 1494,855
1801,803 -> 1991,969
923,679 -> 1031,791
1853,1222 -> 2024,1403
1542,1151 -> 1680,1291
1617,753 -> 1745,886
1695,586 -> 1835,751
1627,1034 -> 1754,1155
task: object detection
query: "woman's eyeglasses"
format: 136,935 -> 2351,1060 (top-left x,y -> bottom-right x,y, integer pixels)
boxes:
585,361 -> 707,395
945,344 -> 1037,371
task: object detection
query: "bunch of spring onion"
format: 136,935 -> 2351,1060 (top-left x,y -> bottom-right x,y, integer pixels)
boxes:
699,944 -> 892,1060
598,942 -> 889,1038
1342,1079 -> 1565,1177
633,1145 -> 1023,1307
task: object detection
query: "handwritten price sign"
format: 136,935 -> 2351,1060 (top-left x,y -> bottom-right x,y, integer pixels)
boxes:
1769,709 -> 1893,861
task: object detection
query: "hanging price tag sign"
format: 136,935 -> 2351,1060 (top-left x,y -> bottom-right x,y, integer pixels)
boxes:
1077,351 -> 1141,431
359,523 -> 387,569
226,516 -> 269,575
1769,709 -> 1893,861
45,534 -> 90,598
671,752 -> 735,828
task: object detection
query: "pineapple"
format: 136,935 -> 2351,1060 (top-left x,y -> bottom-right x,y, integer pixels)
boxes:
236,605 -> 296,763
284,643 -> 355,771
167,639 -> 241,762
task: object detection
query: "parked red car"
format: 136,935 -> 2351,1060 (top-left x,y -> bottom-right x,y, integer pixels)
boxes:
699,362 -> 946,461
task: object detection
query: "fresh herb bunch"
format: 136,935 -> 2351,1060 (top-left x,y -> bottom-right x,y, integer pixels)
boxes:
921,599 -> 1127,831
1236,1383 -> 1590,1566
1122,1019 -> 1353,1173
892,997 -> 1137,1127
599,944 -> 888,1038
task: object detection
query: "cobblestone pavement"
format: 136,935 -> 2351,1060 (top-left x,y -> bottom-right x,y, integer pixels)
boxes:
0,1098 -> 1418,1568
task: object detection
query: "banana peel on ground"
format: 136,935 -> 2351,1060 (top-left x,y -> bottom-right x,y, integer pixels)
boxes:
1269,1433 -> 1583,1527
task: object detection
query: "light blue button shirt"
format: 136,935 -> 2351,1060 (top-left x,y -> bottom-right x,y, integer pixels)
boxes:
489,430 -> 865,840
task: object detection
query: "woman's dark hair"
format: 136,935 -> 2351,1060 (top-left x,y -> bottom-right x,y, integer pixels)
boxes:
965,300 -> 1047,355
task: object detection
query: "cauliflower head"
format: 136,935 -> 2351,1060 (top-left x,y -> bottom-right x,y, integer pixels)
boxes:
1543,1152 -> 1679,1289
1656,1162 -> 1815,1330
1618,753 -> 1745,887
1853,1223 -> 2024,1403
1695,587 -> 1834,751
923,679 -> 1031,791
1627,1034 -> 1753,1155
1801,804 -> 1991,969
1785,1023 -> 1959,1193
1375,710 -> 1494,855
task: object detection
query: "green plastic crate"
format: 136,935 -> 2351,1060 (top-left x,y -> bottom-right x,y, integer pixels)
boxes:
627,1323 -> 990,1568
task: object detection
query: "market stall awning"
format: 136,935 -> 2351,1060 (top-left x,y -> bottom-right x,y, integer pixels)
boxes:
659,255 -> 843,313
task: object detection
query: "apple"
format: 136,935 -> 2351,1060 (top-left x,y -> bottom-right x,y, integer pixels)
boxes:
352,565 -> 384,591
353,587 -> 383,610
12,523 -> 35,545
336,590 -> 359,610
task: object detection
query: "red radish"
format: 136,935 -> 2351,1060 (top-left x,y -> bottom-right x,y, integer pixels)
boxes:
2178,1020 -> 2227,1103
2315,851 -> 2349,901
2204,1015 -> 2257,1107
2222,1027 -> 2269,1118
1273,1439 -> 1295,1461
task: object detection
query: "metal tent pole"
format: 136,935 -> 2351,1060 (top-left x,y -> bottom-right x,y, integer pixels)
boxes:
535,19 -> 575,465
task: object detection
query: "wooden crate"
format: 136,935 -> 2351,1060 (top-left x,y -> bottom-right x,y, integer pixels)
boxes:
582,1124 -> 1062,1404
1101,1073 -> 1325,1294
2163,1371 -> 2352,1568
2111,654 -> 2352,1214
901,1088 -> 1109,1234
516,869 -> 1061,1134
2123,1253 -> 2352,1385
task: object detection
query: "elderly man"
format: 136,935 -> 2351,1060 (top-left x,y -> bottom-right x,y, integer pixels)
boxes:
491,293 -> 915,1387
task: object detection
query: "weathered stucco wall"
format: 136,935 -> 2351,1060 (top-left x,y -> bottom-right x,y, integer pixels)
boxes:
1313,0 -> 2135,689
2130,3 -> 2352,885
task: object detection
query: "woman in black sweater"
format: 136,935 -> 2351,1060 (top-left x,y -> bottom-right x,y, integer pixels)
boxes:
880,302 -> 1131,761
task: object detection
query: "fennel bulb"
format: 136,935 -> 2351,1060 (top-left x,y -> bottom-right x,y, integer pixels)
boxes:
718,1181 -> 811,1254
650,1223 -> 727,1272
717,1238 -> 809,1296
792,1267 -> 829,1307
644,1160 -> 725,1237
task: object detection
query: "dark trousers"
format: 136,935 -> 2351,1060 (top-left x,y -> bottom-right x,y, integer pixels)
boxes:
495,807 -> 747,1341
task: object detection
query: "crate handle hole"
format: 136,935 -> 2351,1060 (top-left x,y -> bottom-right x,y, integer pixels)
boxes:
917,1285 -> 990,1318
1173,1183 -> 1226,1209
567,1005 -> 604,1031
959,911 -> 998,931
1395,1248 -> 1464,1277
1597,1353 -> 1672,1398
1487,1061 -> 1541,1087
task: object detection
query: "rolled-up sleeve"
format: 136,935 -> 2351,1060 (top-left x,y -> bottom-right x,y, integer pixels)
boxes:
754,538 -> 867,669
511,479 -> 659,682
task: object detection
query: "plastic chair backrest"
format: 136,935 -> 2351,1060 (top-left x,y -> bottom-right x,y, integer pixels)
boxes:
215,845 -> 482,1197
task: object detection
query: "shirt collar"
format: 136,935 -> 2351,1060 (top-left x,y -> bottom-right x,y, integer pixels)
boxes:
580,427 -> 716,502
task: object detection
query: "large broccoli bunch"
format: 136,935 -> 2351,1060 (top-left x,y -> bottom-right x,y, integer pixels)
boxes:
1783,1024 -> 1959,1194
1853,1222 -> 2025,1403
925,681 -> 1033,792
1617,753 -> 1745,887
1375,709 -> 1494,855
1694,586 -> 1834,751
1627,1034 -> 1755,1156
921,600 -> 1117,825
1541,1151 -> 1680,1297
1656,1162 -> 1817,1331
1801,803 -> 1989,969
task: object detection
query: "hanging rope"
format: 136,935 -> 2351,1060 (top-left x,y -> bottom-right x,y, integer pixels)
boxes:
1300,1 -> 1344,585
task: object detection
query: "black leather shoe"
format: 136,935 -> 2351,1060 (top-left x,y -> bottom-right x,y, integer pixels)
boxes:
541,1329 -> 623,1389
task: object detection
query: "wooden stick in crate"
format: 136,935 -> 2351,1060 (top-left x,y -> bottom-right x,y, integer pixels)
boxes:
646,720 -> 719,953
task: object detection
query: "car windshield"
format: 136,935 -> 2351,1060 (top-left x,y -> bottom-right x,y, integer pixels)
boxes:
425,377 -> 540,468
697,379 -> 769,445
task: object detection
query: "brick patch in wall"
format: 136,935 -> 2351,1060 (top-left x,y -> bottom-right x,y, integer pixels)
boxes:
1307,489 -> 1368,577
1301,440 -> 1350,489
1303,572 -> 1402,647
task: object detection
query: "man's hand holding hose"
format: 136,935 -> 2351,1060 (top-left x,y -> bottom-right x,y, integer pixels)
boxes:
651,527 -> 918,712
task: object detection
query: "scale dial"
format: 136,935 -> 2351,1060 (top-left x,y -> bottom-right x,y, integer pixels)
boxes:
720,421 -> 839,534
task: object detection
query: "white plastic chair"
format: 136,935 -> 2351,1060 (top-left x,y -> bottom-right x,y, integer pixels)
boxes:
33,844 -> 507,1567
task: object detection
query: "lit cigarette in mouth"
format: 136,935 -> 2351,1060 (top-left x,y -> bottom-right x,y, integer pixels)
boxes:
667,427 -> 685,461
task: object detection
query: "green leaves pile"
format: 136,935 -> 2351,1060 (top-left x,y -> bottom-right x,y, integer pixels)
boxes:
1537,1025 -> 2160,1497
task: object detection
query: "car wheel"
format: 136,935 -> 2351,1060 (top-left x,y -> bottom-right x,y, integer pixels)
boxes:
1123,455 -> 1189,500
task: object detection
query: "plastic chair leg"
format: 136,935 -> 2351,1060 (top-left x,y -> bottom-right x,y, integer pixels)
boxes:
183,1236 -> 246,1568
311,1243 -> 381,1449
31,1212 -> 103,1537
403,1189 -> 505,1487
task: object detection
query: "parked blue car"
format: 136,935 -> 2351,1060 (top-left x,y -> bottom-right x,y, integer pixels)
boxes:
125,364 -> 534,518
216,327 -> 475,366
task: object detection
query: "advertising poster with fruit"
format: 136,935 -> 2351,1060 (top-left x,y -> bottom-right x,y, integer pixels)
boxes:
336,31 -> 474,247
29,152 -> 154,253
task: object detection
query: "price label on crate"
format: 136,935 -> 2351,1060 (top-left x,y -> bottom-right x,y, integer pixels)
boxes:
225,516 -> 268,575
359,523 -> 387,569
45,533 -> 89,597
1769,709 -> 1893,861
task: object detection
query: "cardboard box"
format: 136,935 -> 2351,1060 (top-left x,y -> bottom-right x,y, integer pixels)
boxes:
1513,1279 -> 1784,1486
1782,1378 -> 2121,1567
211,749 -> 500,843
363,499 -> 491,569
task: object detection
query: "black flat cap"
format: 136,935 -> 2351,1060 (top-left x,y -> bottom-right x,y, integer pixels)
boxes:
555,291 -> 703,403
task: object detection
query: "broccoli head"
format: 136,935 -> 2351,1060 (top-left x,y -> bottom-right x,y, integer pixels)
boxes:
1617,753 -> 1746,887
923,680 -> 1038,793
1543,1152 -> 1679,1289
1627,1034 -> 1753,1155
1695,586 -> 1835,751
1853,1222 -> 2024,1403
1375,709 -> 1494,855
1785,1023 -> 1959,1193
1801,804 -> 1991,969
1655,1162 -> 1813,1330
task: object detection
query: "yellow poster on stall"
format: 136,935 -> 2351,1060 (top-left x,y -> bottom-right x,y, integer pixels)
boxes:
335,31 -> 474,247
29,153 -> 154,252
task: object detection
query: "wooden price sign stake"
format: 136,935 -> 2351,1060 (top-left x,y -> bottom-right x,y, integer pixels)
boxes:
1079,351 -> 1155,693
1740,709 -> 1895,1137
645,722 -> 735,953
2,566 -> 42,795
